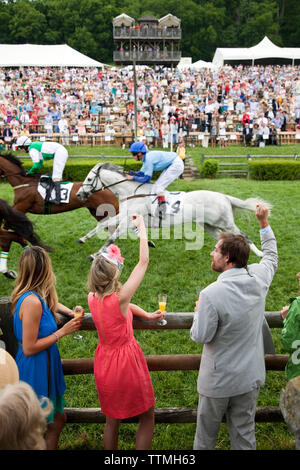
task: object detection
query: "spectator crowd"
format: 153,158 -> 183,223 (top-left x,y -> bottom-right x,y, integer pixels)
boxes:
0,64 -> 300,150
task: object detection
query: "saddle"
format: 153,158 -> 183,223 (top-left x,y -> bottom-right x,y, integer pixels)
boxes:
39,176 -> 61,205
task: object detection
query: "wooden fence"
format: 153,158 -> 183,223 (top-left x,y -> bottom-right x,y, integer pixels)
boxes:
9,130 -> 300,148
201,153 -> 300,178
0,297 -> 287,425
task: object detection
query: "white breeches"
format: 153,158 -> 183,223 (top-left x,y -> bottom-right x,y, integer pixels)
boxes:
52,147 -> 68,180
162,133 -> 169,148
152,156 -> 184,195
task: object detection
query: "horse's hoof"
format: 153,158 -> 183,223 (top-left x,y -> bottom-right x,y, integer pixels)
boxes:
3,270 -> 17,279
148,241 -> 156,248
87,255 -> 95,262
77,238 -> 85,244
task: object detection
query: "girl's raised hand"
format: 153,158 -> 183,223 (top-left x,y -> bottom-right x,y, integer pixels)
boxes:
131,214 -> 145,231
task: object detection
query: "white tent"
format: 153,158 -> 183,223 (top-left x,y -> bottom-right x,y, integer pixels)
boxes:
122,65 -> 152,71
0,44 -> 105,67
159,14 -> 181,28
212,37 -> 300,66
113,14 -> 135,27
177,57 -> 192,70
191,59 -> 218,70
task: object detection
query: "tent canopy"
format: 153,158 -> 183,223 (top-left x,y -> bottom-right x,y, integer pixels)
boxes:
0,44 -> 105,67
159,14 -> 181,27
191,59 -> 217,70
212,37 -> 300,66
113,14 -> 135,27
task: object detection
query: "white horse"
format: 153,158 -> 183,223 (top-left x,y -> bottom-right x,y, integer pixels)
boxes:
76,163 -> 271,259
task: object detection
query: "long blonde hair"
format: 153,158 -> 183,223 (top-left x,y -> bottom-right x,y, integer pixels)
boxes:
10,246 -> 58,318
88,256 -> 121,298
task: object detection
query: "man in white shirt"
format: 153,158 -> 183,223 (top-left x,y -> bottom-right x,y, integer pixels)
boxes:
58,115 -> 69,145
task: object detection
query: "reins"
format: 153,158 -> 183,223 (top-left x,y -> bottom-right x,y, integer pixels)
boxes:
82,166 -> 158,202
120,193 -> 157,202
102,178 -> 129,190
0,172 -> 37,190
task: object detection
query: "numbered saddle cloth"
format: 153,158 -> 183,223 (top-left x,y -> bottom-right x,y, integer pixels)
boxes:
38,175 -> 73,204
150,191 -> 186,217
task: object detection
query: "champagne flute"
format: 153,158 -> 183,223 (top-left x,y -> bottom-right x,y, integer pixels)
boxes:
157,294 -> 167,326
73,307 -> 84,340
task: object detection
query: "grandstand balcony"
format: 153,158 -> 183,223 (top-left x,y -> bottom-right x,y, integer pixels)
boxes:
113,50 -> 181,66
113,26 -> 181,40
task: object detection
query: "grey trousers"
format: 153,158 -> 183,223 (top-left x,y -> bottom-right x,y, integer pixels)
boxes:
193,387 -> 260,450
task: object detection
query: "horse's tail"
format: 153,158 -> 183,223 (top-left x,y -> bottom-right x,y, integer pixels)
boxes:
0,199 -> 54,253
226,195 -> 272,213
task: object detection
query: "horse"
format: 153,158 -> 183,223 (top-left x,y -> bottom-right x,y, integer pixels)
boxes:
0,198 -> 53,279
0,151 -> 119,225
76,162 -> 271,259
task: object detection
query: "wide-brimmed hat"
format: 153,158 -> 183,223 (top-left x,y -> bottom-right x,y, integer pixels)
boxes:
0,349 -> 19,388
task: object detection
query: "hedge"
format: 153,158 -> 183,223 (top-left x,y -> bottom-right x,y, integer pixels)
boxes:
201,159 -> 219,179
248,160 -> 300,180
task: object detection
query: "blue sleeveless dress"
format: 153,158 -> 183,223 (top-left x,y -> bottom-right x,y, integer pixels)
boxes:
13,291 -> 66,423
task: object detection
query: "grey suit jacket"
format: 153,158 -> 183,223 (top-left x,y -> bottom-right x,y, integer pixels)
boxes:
190,227 -> 278,398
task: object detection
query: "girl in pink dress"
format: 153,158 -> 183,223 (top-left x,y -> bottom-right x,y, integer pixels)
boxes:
88,214 -> 165,450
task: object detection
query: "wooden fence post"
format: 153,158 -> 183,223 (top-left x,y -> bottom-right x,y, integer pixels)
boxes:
0,297 -> 18,358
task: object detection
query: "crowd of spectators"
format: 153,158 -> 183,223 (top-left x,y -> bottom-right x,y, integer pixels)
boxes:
0,64 -> 300,150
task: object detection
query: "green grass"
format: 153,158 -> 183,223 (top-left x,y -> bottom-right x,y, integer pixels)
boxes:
1,145 -> 300,450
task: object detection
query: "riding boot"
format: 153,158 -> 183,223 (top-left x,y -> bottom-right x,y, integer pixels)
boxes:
53,181 -> 61,205
157,195 -> 167,219
45,184 -> 52,204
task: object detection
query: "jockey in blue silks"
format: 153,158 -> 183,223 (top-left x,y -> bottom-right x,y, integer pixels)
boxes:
126,142 -> 184,218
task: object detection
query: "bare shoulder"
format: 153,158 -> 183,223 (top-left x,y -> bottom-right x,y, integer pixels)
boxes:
22,293 -> 42,307
19,294 -> 42,321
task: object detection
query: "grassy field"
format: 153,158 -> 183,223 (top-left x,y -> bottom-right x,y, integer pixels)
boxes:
1,145 -> 300,450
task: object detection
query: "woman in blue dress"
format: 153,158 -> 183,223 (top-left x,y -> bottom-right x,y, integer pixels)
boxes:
11,246 -> 84,449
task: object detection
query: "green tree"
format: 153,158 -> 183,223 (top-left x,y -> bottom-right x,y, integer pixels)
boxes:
9,0 -> 47,43
68,26 -> 98,59
0,0 -> 297,64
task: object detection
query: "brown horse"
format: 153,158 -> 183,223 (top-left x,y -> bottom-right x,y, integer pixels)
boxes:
0,152 -> 119,220
0,198 -> 53,279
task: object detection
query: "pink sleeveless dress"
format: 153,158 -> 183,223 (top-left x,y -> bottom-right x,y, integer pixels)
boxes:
88,292 -> 155,419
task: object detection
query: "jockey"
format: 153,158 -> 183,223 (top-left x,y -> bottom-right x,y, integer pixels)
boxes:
15,137 -> 69,204
126,141 -> 184,217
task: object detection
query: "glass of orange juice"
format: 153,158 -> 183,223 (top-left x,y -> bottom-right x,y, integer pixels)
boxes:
73,307 -> 84,340
157,294 -> 167,326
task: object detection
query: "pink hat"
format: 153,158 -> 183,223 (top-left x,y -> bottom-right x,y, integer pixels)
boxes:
98,244 -> 124,271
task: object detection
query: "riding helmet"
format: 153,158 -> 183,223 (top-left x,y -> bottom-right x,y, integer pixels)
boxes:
129,142 -> 147,154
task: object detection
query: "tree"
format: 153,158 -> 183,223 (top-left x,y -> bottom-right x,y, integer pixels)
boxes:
9,0 -> 47,43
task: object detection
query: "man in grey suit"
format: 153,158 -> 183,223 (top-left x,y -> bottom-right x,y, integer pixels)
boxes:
190,204 -> 278,450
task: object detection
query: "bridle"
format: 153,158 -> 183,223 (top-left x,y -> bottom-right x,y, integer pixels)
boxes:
81,165 -> 128,192
80,165 -> 157,202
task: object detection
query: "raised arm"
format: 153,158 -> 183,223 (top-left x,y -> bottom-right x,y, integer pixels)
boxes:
255,203 -> 278,285
118,214 -> 149,317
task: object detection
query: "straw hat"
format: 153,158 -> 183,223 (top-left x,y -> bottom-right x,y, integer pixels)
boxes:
0,349 -> 19,388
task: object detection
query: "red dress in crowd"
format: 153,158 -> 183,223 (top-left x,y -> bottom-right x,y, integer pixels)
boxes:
88,292 -> 155,419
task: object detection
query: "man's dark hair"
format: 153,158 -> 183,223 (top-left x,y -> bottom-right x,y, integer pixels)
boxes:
218,232 -> 250,268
